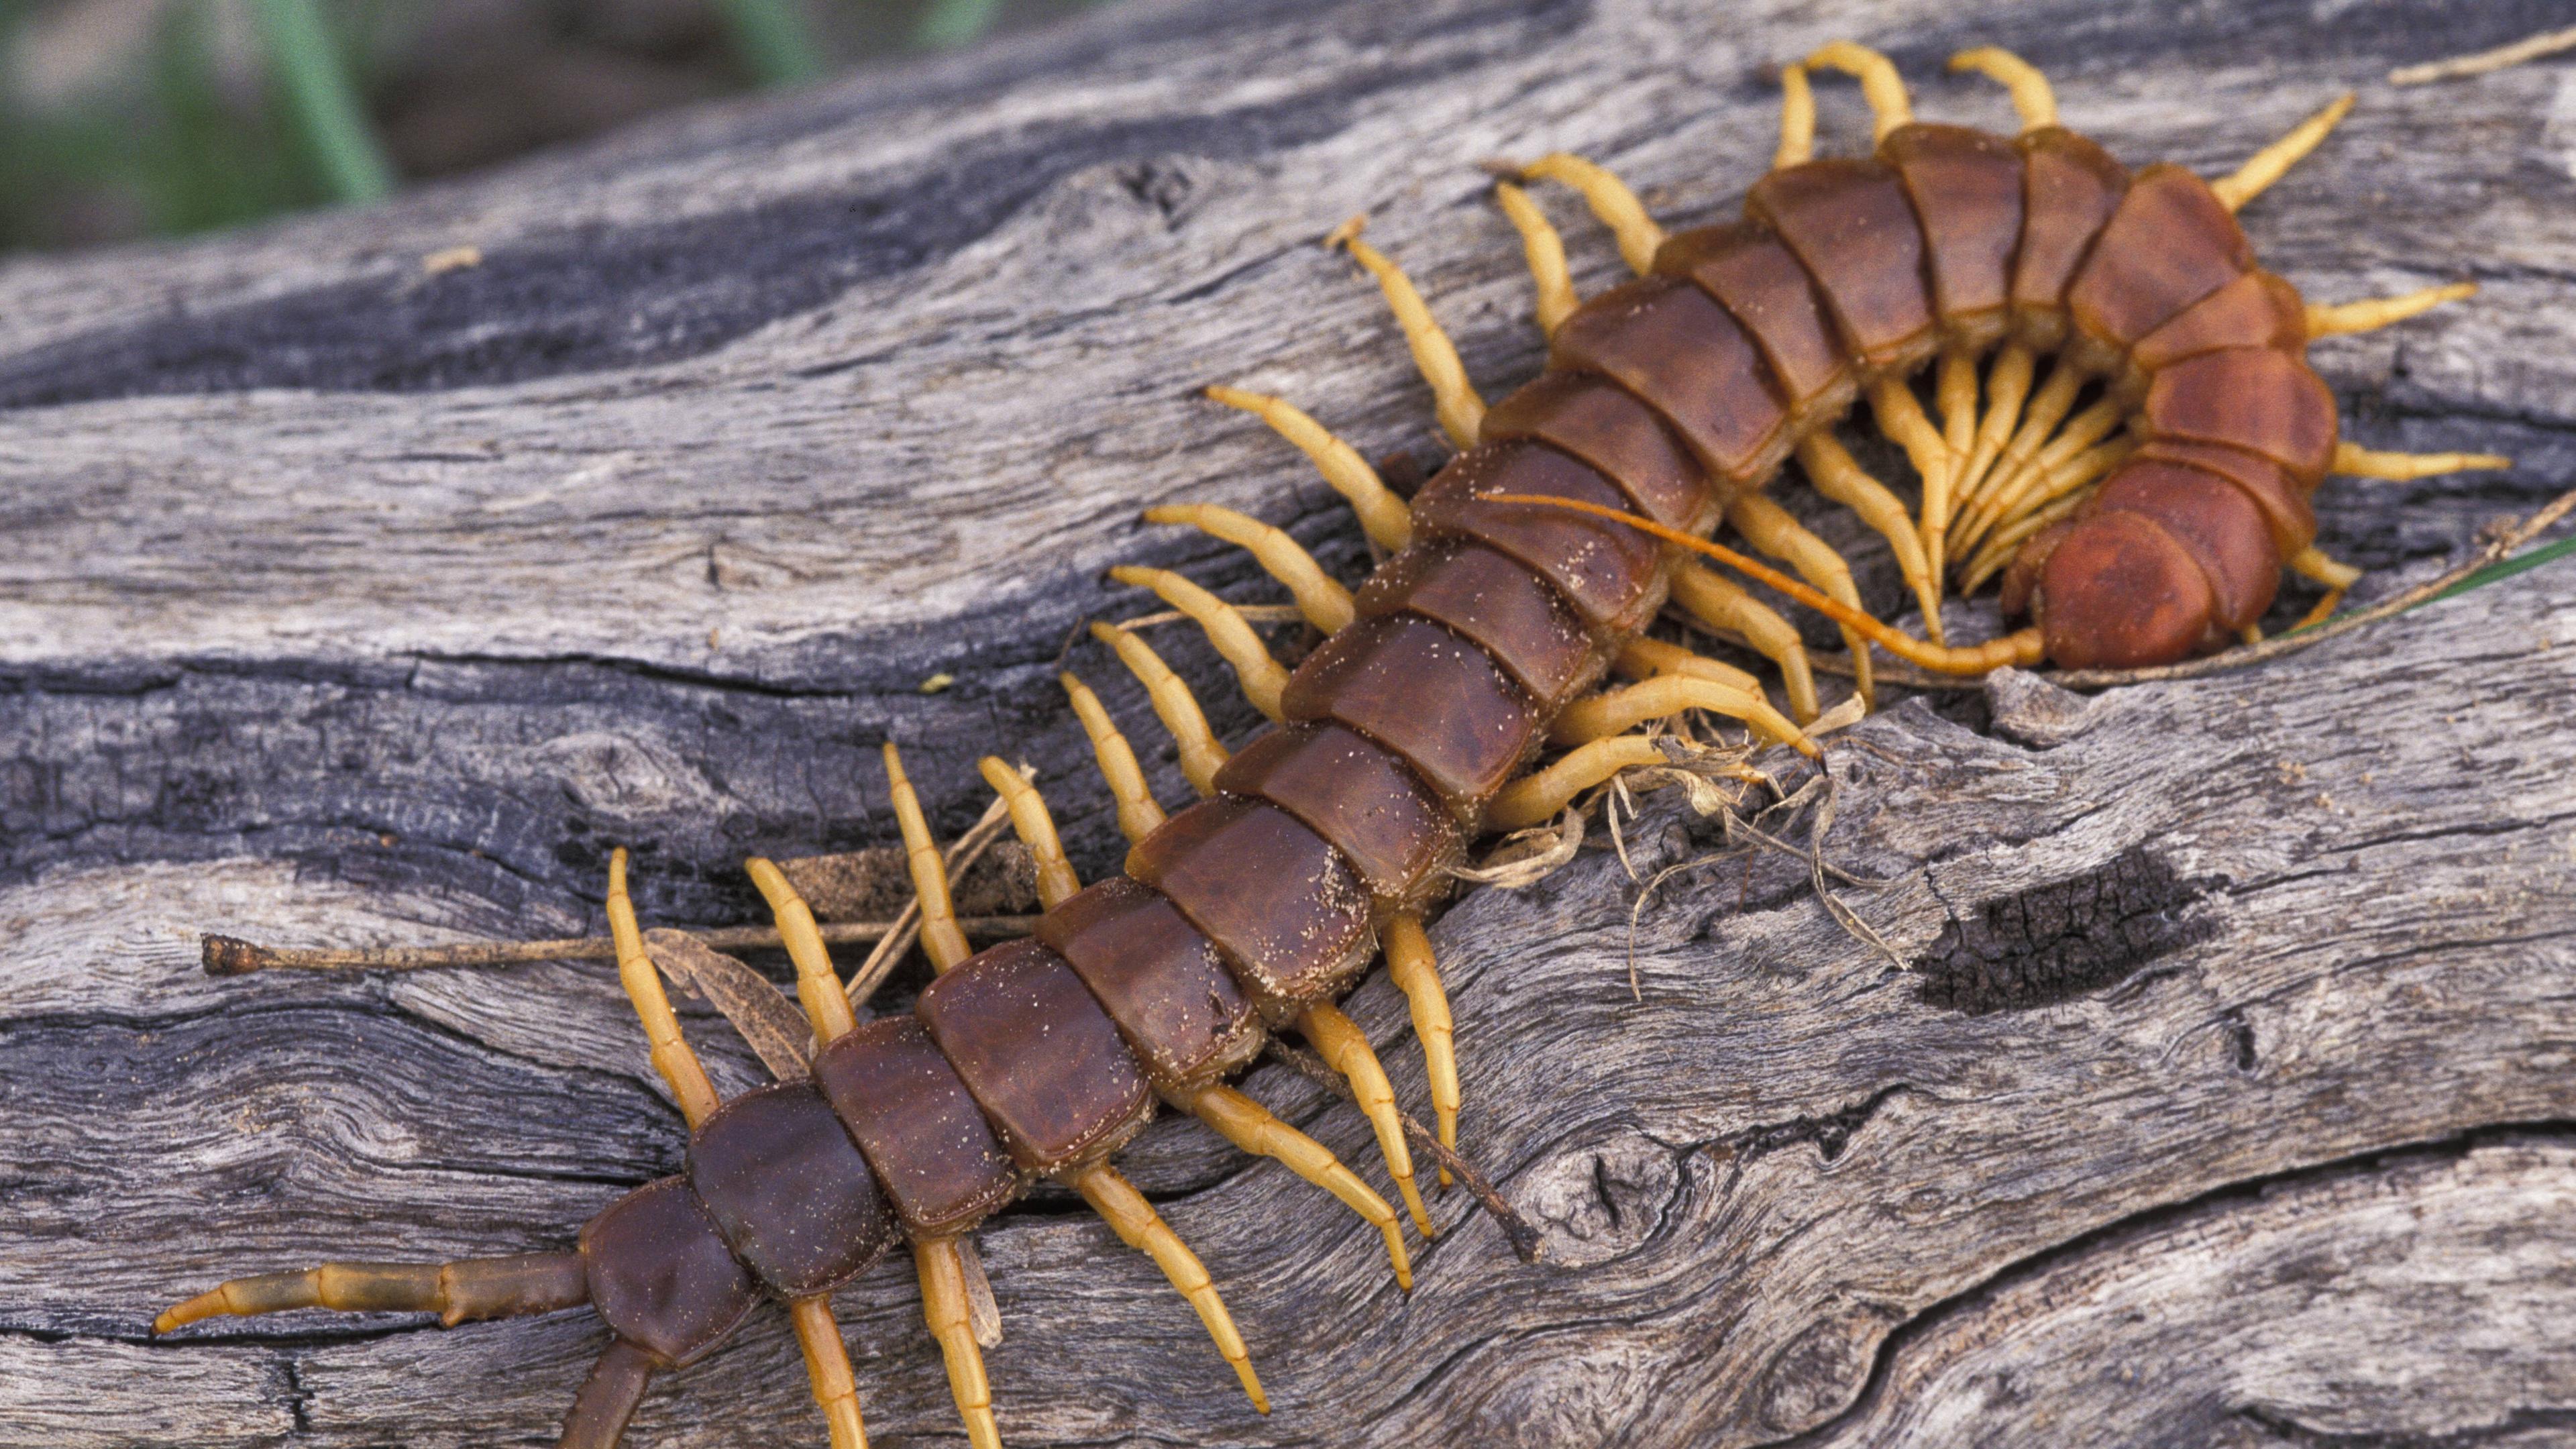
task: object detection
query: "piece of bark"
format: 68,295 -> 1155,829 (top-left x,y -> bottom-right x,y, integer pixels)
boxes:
5,0 -> 2575,1446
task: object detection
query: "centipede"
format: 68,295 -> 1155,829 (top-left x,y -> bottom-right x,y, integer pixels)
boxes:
152,39 -> 2510,1448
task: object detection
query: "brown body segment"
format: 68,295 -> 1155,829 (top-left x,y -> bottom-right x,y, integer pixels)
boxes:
1546,276 -> 1794,485
1655,220 -> 1858,429
578,1177 -> 759,1368
2086,460 -> 2283,631
686,1081 -> 900,1297
1126,794 -> 1377,1021
1480,371 -> 1714,529
2141,346 -> 2340,485
1411,442 -> 1667,633
2009,127 -> 2130,351
2125,270 -> 2307,386
1036,875 -> 1264,1087
2135,437 -> 2318,555
1212,722 -> 1460,910
1880,122 -> 2025,349
812,1016 -> 1023,1236
1352,540 -> 1603,709
916,938 -> 1156,1173
2063,163 -> 2255,373
2024,505 -> 2220,667
1282,612 -> 1541,813
1748,158 -> 1938,374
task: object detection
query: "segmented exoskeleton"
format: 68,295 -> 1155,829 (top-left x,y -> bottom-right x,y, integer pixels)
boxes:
156,42 -> 2508,1448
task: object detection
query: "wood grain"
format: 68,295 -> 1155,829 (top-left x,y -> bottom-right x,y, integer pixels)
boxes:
5,0 -> 2575,1444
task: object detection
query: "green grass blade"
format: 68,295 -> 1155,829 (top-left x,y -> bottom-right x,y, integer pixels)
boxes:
252,0 -> 394,204
2426,531 -> 2576,605
717,0 -> 830,85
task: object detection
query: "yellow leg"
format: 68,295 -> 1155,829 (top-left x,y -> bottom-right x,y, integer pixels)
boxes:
1727,492 -> 1877,709
1961,360 -> 2086,554
1202,386 -> 1412,553
2289,545 -> 2363,590
1379,916 -> 1458,1191
1186,1083 -> 1412,1289
977,757 -> 1079,909
1089,621 -> 1230,798
1143,503 -> 1354,634
790,1295 -> 870,1449
2306,281 -> 2477,337
2332,441 -> 2513,479
1552,674 -> 1817,757
1798,433 -> 1945,643
1108,566 -> 1292,722
1968,427 -> 2136,557
1326,216 -> 1486,448
1774,61 -> 1815,168
884,743 -> 971,973
1962,487 -> 2096,596
1952,343 -> 2037,517
2212,93 -> 2357,212
1806,40 -> 1914,142
1071,1164 -> 1268,1413
1493,181 -> 1578,336
1666,561 -> 1822,723
1949,47 -> 2058,131
745,857 -> 859,1045
1937,347 -> 1979,472
1298,1002 -> 1435,1239
1866,379 -> 1956,614
1483,733 -> 1662,833
1513,152 -> 1666,275
916,1238 -> 1003,1449
608,847 -> 720,1126
1617,634 -> 1763,693
1059,670 -> 1167,846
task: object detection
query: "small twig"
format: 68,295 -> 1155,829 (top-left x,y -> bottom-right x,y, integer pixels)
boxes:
201,914 -> 1038,975
2049,486 -> 2576,690
843,787 -> 1022,1009
2391,25 -> 2576,85
1265,1040 -> 1544,1265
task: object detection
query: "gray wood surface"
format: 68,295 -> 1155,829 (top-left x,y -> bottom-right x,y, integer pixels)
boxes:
6,0 -> 2576,1444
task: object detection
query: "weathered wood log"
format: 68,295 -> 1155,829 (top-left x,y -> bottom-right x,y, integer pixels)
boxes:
5,0 -> 2576,1444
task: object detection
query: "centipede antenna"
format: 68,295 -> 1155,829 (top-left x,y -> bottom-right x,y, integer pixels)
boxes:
1072,1163 -> 1269,1412
917,1238 -> 1004,1449
1108,566 -> 1292,721
154,1252 -> 591,1334
1947,47 -> 2057,131
2211,92 -> 2356,211
1806,40 -> 1913,142
1088,621 -> 1231,796
1666,564 -> 1822,723
1799,433 -> 1944,645
977,757 -> 1080,909
1059,669 -> 1168,844
1492,492 -> 2049,674
1513,152 -> 1666,276
790,1295 -> 871,1449
1144,503 -> 1354,634
1325,215 -> 1487,447
746,857 -> 859,1044
1726,492 -> 1878,707
1492,180 -> 1579,336
1187,1082 -> 1413,1289
1774,62 -> 1816,168
1298,1002 -> 1436,1238
2332,441 -> 2514,480
1378,914 -> 1459,1191
2305,281 -> 2477,337
1201,386 -> 1412,552
608,847 -> 722,1126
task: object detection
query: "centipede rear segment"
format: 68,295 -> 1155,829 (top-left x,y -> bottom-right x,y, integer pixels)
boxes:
156,39 -> 2507,1448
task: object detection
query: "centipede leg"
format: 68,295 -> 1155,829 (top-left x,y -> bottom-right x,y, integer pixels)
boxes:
1962,488 -> 2095,596
1936,347 -> 1979,474
791,1296 -> 871,1449
1108,566 -> 1292,720
1493,181 -> 1578,336
746,856 -> 859,1045
917,1238 -> 1003,1449
1185,1082 -> 1413,1289
1957,358 -> 2085,556
1862,380 -> 1955,615
2288,544 -> 2365,625
1725,492 -> 1877,709
607,847 -> 722,1126
1511,152 -> 1666,276
1964,396 -> 2128,548
1071,1163 -> 1269,1412
2306,282 -> 2477,337
1963,435 -> 2138,581
1774,62 -> 1815,168
1947,48 -> 2059,133
2212,93 -> 2357,211
1297,1002 -> 1435,1238
1201,387 -> 1411,553
561,1338 -> 660,1449
1806,41 -> 1915,143
884,742 -> 972,972
1951,343 -> 2036,521
1380,915 -> 1458,1187
1666,561 -> 1821,724
978,757 -> 1081,908
1797,433 -> 1945,641
1089,621 -> 1230,796
1485,735 -> 1668,831
1059,671 -> 1167,845
1142,503 -> 1354,633
1326,216 -> 1487,447
1550,675 -> 1816,757
2332,441 -> 2514,480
